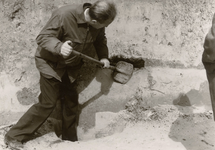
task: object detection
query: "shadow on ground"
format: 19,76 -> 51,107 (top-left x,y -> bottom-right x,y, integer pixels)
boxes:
169,90 -> 215,150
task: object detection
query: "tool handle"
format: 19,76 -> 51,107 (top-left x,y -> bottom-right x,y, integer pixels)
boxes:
71,50 -> 115,70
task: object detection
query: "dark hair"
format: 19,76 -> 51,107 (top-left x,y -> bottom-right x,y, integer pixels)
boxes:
89,1 -> 117,23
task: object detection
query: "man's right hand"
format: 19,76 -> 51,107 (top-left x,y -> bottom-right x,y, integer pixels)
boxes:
60,41 -> 73,57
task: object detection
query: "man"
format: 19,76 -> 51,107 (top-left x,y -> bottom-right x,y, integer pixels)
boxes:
4,1 -> 117,149
202,13 -> 215,120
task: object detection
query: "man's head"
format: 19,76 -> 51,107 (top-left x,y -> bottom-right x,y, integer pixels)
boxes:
85,1 -> 117,29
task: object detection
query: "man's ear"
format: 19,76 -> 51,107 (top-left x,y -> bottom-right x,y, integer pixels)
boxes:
91,20 -> 97,24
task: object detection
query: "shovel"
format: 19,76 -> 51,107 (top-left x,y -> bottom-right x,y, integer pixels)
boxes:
71,50 -> 133,84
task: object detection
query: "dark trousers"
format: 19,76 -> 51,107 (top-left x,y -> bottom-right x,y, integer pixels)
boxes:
203,62 -> 215,120
6,73 -> 79,142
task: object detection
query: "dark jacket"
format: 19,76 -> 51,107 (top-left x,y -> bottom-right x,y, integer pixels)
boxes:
35,3 -> 109,81
202,13 -> 215,73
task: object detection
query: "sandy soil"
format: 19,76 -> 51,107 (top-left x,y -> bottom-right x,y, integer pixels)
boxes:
0,67 -> 214,150
0,104 -> 215,150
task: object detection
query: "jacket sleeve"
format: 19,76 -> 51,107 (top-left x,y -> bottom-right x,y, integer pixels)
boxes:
203,13 -> 215,63
93,28 -> 109,60
36,10 -> 63,56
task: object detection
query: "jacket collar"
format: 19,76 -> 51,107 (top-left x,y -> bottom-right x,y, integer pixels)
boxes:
75,3 -> 92,24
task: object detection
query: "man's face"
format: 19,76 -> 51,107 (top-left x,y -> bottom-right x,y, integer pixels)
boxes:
90,18 -> 113,29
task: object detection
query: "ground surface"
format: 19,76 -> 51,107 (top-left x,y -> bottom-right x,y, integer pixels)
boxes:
0,66 -> 213,150
0,105 -> 215,150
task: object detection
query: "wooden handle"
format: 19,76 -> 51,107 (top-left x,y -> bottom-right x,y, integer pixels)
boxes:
71,50 -> 115,70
